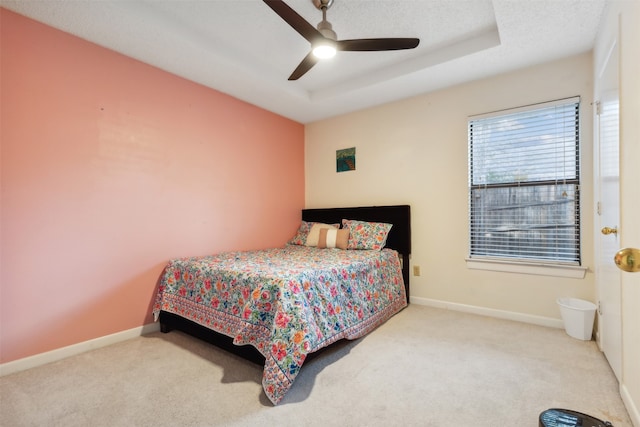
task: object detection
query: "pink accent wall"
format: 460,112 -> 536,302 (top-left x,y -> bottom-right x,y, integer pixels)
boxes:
0,9 -> 305,363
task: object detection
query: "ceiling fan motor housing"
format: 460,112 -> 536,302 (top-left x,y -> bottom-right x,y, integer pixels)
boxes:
317,20 -> 337,40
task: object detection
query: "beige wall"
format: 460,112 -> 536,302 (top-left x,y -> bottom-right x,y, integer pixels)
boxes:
619,0 -> 640,420
306,53 -> 594,322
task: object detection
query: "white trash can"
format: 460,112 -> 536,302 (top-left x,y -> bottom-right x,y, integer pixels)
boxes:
557,298 -> 597,340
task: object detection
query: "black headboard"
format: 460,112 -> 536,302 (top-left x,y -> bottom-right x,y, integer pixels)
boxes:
302,205 -> 411,300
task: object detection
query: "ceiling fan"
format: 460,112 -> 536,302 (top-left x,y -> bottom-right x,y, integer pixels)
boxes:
263,0 -> 420,80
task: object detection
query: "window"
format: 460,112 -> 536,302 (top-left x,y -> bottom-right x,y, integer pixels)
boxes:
468,97 -> 581,266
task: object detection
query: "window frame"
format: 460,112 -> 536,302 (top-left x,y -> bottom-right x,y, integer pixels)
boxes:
465,97 -> 586,278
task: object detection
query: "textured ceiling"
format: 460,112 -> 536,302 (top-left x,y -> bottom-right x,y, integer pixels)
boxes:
1,0 -> 608,123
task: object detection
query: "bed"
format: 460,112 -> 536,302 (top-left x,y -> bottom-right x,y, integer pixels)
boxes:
153,205 -> 411,404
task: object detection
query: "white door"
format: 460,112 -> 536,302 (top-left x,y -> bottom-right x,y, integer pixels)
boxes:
595,40 -> 622,381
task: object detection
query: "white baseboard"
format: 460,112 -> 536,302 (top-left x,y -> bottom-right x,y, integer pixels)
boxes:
0,301 -> 568,377
410,296 -> 564,329
0,322 -> 160,377
621,383 -> 640,427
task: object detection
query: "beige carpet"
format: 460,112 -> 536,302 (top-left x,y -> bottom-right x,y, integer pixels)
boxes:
0,305 -> 632,426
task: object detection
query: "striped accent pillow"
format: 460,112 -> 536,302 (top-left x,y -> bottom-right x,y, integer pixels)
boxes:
317,228 -> 349,249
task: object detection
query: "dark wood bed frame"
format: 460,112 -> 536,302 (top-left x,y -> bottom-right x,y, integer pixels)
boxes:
159,205 -> 411,365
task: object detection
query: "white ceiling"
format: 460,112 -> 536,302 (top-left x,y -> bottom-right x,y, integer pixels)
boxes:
1,0 -> 608,123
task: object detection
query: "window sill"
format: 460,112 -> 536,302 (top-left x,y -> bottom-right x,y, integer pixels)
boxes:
465,258 -> 587,279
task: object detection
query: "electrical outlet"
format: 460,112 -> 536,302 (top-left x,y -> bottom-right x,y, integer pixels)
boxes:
413,265 -> 421,276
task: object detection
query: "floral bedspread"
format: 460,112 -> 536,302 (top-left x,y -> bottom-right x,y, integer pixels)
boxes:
152,245 -> 407,404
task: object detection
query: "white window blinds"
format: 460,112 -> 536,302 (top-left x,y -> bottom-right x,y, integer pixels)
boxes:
468,97 -> 581,264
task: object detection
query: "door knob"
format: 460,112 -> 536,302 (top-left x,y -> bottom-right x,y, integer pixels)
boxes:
601,226 -> 618,235
614,247 -> 640,272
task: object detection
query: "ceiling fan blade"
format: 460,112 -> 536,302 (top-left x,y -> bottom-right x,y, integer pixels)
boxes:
263,0 -> 324,44
288,52 -> 320,80
337,38 -> 420,52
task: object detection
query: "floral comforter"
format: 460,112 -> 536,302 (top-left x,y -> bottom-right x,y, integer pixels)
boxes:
152,245 -> 407,404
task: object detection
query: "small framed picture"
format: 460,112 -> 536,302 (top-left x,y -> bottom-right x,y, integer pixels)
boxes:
336,147 -> 356,172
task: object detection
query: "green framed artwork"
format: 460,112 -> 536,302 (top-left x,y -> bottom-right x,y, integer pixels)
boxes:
336,147 -> 356,172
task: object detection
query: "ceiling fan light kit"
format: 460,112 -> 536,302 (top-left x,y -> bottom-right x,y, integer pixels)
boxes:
264,0 -> 420,80
312,43 -> 337,59
312,19 -> 337,58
